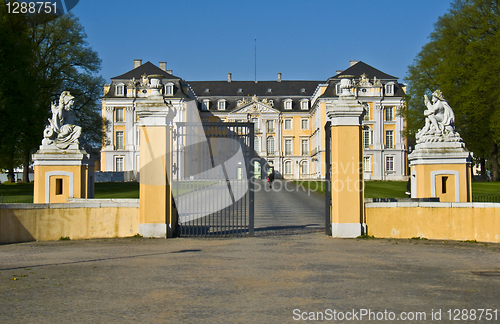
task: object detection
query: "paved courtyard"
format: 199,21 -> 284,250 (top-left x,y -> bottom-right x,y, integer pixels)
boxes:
0,180 -> 499,323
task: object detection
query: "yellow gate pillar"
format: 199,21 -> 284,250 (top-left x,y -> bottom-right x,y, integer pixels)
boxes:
137,97 -> 176,238
326,76 -> 365,238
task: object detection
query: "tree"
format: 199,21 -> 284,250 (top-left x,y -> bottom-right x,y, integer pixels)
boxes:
0,2 -> 105,182
404,0 -> 500,180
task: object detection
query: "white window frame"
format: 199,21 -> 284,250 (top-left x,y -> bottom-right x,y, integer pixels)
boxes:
266,120 -> 274,133
285,160 -> 293,175
284,99 -> 292,110
116,131 -> 124,150
301,160 -> 309,175
385,156 -> 395,172
218,99 -> 226,111
336,83 -> 342,95
254,136 -> 260,152
284,119 -> 292,130
285,138 -> 293,156
301,139 -> 309,156
115,108 -> 124,122
115,83 -> 125,96
201,99 -> 210,110
385,130 -> 394,149
115,156 -> 124,172
164,82 -> 174,96
385,106 -> 394,121
364,156 -> 372,172
300,99 -> 309,110
385,82 -> 395,96
266,136 -> 275,156
363,129 -> 372,149
301,118 -> 309,130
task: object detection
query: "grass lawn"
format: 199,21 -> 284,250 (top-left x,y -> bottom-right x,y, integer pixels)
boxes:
3,179 -> 500,202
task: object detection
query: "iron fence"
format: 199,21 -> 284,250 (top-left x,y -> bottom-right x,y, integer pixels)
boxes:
472,192 -> 500,203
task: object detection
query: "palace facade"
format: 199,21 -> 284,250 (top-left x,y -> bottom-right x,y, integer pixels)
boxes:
101,59 -> 407,180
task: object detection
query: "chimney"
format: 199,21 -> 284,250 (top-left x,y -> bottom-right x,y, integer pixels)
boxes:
228,73 -> 232,82
278,73 -> 282,82
159,62 -> 167,71
166,70 -> 173,75
134,59 -> 142,68
350,60 -> 358,67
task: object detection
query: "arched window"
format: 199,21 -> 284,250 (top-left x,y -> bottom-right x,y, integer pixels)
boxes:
164,82 -> 174,96
301,161 -> 309,175
115,83 -> 125,96
267,136 -> 274,155
285,160 -> 293,175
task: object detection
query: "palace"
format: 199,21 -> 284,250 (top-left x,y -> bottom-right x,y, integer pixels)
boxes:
100,59 -> 407,180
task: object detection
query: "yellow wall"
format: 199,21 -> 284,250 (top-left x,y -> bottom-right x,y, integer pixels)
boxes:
330,125 -> 363,224
34,165 -> 92,204
0,205 -> 139,244
413,163 -> 471,202
365,204 -> 500,243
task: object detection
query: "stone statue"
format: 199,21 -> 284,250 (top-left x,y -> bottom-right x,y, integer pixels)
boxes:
42,91 -> 85,150
416,90 -> 462,143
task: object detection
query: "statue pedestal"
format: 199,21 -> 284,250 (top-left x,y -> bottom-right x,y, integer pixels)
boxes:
32,148 -> 96,203
408,142 -> 472,202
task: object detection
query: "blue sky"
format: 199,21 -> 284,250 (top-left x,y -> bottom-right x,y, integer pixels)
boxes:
71,0 -> 453,83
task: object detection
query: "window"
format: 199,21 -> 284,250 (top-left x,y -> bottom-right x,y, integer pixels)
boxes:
301,139 -> 309,156
115,83 -> 124,96
385,107 -> 394,121
116,131 -> 124,150
266,120 -> 274,132
201,99 -> 210,110
55,178 -> 63,195
301,161 -> 309,175
385,83 -> 395,96
218,99 -> 226,110
267,136 -> 275,155
115,157 -> 124,172
285,139 -> 293,156
336,83 -> 342,95
165,82 -> 174,96
385,130 -> 394,149
115,108 -> 124,122
285,161 -> 293,175
284,99 -> 292,110
363,104 -> 371,121
385,156 -> 394,172
254,136 -> 260,152
363,129 -> 372,149
364,156 -> 372,172
301,119 -> 308,130
284,119 -> 292,130
251,117 -> 259,131
442,176 -> 448,194
300,100 -> 309,110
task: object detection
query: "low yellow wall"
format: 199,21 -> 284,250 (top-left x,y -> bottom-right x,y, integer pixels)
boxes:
0,200 -> 139,244
365,202 -> 500,243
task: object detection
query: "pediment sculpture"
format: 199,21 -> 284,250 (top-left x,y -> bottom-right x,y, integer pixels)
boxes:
416,90 -> 462,143
41,91 -> 87,150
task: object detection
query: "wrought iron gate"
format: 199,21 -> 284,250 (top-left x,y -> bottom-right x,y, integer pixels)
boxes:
325,121 -> 332,235
172,122 -> 254,237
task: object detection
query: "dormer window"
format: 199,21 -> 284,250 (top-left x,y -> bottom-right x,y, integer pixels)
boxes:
335,83 -> 341,95
201,99 -> 210,110
237,88 -> 243,93
300,88 -> 306,93
267,88 -> 272,93
385,82 -> 395,96
115,83 -> 124,96
218,99 -> 226,110
284,99 -> 292,110
164,82 -> 174,96
204,88 -> 210,93
300,99 -> 309,110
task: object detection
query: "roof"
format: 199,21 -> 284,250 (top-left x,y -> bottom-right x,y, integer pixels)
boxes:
111,61 -> 181,80
187,80 -> 322,97
329,61 -> 397,81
